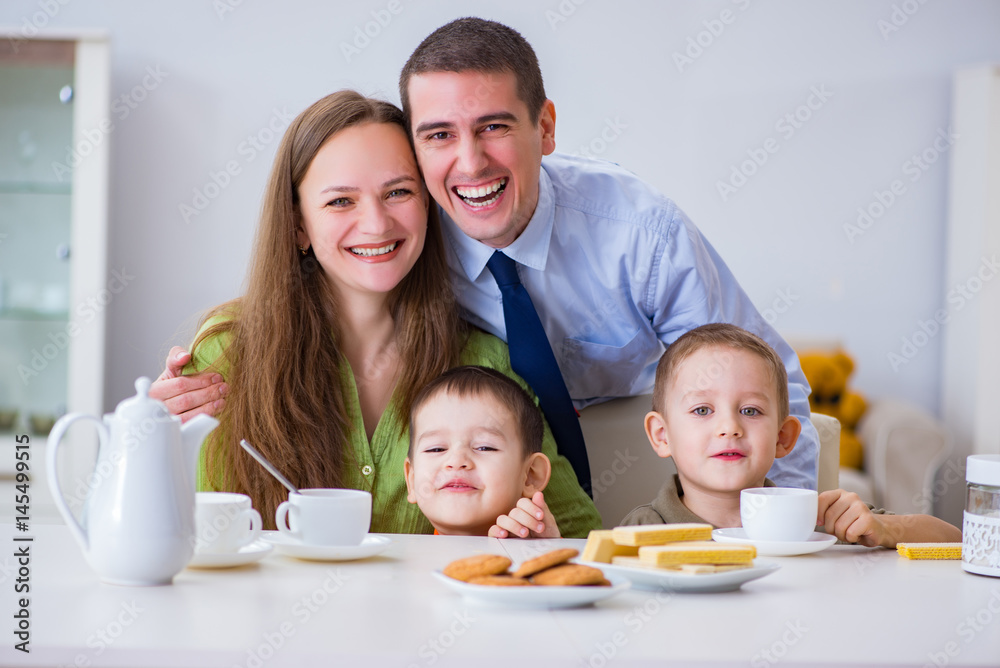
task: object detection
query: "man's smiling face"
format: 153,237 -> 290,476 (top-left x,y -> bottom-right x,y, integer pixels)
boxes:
407,70 -> 556,249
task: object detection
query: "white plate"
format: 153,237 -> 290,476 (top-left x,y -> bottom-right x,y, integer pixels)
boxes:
187,540 -> 274,569
263,532 -> 393,561
711,528 -> 837,556
432,571 -> 629,609
580,560 -> 780,593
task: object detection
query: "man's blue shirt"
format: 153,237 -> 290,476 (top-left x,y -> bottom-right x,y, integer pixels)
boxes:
439,152 -> 819,489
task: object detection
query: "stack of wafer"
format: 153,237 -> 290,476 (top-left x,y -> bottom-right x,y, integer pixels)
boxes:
582,524 -> 756,574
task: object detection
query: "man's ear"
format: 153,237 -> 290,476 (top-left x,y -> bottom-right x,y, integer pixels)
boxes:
538,99 -> 556,156
404,457 -> 418,504
522,452 -> 552,496
774,415 -> 802,459
644,411 -> 672,459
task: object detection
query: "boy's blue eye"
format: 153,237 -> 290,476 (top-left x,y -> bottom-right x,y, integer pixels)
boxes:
423,446 -> 445,453
741,407 -> 759,416
693,406 -> 711,416
474,445 -> 498,452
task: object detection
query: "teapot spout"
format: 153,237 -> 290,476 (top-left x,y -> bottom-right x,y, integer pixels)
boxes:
180,414 -> 219,486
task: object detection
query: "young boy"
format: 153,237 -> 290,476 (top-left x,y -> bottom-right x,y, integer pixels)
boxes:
621,324 -> 961,547
405,366 -> 561,538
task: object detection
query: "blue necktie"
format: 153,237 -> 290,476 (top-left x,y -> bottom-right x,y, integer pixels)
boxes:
486,251 -> 592,497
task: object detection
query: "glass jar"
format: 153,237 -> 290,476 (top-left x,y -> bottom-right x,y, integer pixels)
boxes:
963,454 -> 1000,577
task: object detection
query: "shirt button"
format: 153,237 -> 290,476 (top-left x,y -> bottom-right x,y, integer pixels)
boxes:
361,465 -> 373,476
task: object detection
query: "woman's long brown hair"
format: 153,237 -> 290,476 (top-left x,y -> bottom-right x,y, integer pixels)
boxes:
193,91 -> 463,527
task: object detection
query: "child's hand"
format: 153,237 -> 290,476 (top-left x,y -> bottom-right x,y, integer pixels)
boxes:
817,489 -> 889,547
488,491 -> 561,539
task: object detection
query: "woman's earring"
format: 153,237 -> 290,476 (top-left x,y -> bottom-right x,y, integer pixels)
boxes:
299,245 -> 309,256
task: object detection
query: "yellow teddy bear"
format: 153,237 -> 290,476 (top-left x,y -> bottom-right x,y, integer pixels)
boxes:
798,350 -> 867,470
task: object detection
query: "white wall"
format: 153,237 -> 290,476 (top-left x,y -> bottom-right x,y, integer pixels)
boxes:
3,0 -> 999,429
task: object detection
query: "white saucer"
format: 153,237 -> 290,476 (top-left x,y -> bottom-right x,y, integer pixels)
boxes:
263,531 -> 393,561
711,528 -> 837,556
432,571 -> 629,609
187,539 -> 274,569
580,560 -> 780,593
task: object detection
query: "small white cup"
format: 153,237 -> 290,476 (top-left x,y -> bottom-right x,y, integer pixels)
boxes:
740,487 -> 818,542
275,488 -> 372,547
194,492 -> 262,554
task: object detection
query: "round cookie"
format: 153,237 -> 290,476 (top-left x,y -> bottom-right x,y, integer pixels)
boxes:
467,575 -> 534,587
443,554 -> 512,582
530,563 -> 606,586
512,548 -> 580,578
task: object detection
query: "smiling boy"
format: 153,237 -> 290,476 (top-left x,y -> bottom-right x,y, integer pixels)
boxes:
405,365 -> 561,538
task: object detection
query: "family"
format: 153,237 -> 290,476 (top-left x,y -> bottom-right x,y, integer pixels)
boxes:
150,18 -> 960,545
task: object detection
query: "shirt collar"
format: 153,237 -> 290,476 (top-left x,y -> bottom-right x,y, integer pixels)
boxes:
439,167 -> 555,280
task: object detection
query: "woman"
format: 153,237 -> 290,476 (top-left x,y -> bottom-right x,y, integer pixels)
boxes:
155,91 -> 600,536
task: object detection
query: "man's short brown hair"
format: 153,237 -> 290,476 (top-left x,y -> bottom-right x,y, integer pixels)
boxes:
399,17 -> 547,125
652,324 -> 790,420
409,365 -> 544,458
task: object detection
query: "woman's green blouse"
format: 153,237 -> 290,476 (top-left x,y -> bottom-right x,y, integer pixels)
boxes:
187,318 -> 602,537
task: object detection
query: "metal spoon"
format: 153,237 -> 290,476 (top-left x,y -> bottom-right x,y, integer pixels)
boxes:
239,439 -> 299,495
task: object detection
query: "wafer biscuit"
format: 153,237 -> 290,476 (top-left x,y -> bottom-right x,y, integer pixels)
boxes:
582,530 -> 641,563
611,555 -> 750,573
896,543 -> 962,560
612,523 -> 713,546
638,541 -> 756,566
610,556 -> 657,569
671,563 -> 752,574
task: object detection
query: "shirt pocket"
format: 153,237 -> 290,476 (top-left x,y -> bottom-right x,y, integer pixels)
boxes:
560,325 -> 661,400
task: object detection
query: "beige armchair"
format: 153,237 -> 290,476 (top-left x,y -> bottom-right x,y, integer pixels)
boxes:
838,399 -> 951,515
579,395 -> 842,528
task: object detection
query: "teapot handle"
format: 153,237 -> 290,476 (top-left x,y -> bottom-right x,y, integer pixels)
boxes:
46,413 -> 108,552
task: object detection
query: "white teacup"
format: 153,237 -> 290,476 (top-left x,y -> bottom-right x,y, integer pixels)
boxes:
740,487 -> 818,542
275,489 -> 372,547
194,492 -> 262,554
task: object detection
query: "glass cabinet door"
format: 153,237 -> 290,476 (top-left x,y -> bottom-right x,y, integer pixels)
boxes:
0,35 -> 110,523
0,41 -> 75,434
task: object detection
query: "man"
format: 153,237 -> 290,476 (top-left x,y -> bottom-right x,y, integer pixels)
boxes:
155,17 -> 818,491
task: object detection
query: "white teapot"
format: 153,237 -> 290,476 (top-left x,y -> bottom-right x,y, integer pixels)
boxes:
46,377 -> 218,585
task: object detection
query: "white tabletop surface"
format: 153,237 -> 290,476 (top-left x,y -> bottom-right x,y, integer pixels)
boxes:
0,523 -> 997,668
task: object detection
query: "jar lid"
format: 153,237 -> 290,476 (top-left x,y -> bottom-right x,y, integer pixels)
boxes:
966,454 -> 1000,486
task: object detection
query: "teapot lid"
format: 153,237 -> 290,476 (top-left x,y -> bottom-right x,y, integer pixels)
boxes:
114,377 -> 170,422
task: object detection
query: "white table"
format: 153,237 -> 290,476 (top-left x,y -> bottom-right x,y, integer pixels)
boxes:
0,524 -> 997,667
